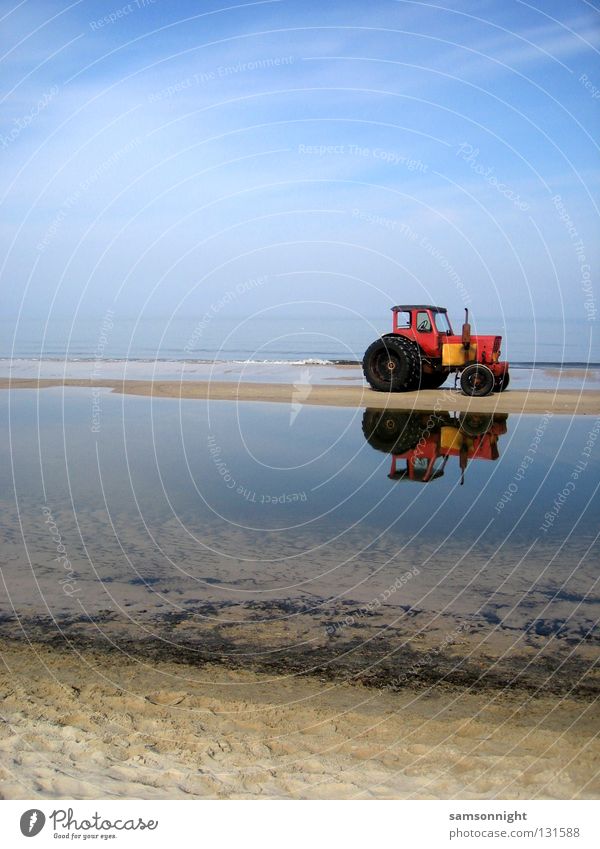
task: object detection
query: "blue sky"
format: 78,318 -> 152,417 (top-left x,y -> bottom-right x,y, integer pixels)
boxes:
1,0 -> 599,331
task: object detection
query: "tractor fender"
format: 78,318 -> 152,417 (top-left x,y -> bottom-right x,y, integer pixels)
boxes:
380,333 -> 426,359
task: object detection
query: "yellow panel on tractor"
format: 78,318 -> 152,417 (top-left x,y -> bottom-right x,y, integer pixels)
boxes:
442,342 -> 477,367
440,426 -> 463,451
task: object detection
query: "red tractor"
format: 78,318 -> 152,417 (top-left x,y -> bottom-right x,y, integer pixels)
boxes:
362,409 -> 508,484
363,305 -> 509,396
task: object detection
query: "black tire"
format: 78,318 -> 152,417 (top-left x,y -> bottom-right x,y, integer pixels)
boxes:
362,409 -> 422,454
494,370 -> 510,392
362,336 -> 420,392
419,370 -> 450,390
459,412 -> 494,437
460,364 -> 495,397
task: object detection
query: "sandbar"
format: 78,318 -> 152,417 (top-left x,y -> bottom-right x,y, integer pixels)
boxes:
0,378 -> 598,415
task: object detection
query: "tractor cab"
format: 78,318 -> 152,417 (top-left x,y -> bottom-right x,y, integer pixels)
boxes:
391,305 -> 453,360
389,453 -> 448,483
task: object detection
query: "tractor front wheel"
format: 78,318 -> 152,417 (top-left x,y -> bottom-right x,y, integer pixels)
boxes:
460,364 -> 495,397
459,412 -> 494,436
362,336 -> 420,391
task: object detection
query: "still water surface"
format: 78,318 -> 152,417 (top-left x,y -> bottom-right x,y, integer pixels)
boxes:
1,389 -> 598,692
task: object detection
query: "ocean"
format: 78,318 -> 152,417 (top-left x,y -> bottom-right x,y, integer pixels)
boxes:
1,314 -> 598,368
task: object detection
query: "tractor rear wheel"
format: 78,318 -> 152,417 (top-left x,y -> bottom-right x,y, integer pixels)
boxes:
460,364 -> 495,397
362,409 -> 422,454
494,370 -> 510,392
362,336 -> 420,392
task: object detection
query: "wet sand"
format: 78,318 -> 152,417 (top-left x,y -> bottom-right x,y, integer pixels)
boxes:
1,377 -> 599,415
1,638 -> 597,800
543,368 -> 600,380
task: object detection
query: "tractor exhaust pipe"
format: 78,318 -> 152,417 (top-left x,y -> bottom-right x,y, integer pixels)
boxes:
460,444 -> 468,486
462,308 -> 471,351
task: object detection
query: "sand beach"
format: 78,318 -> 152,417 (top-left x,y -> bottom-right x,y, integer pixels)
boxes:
1,638 -> 598,800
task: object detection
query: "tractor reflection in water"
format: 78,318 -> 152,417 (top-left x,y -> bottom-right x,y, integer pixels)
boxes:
362,409 -> 508,485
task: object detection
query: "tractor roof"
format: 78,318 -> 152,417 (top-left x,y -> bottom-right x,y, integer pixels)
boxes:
391,305 -> 447,312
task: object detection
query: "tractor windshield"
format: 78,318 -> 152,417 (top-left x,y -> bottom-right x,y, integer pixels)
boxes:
412,456 -> 446,482
434,312 -> 452,334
